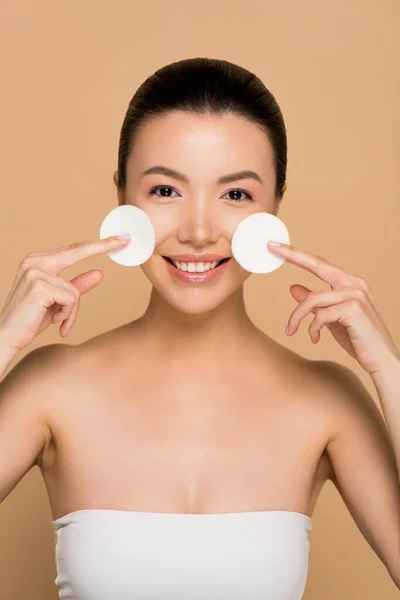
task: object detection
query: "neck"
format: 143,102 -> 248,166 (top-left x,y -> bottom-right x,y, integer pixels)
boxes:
133,286 -> 258,362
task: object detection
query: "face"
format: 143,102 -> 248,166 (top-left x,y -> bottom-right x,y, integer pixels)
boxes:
114,110 -> 283,315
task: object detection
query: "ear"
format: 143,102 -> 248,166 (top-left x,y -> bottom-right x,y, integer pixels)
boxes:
272,184 -> 287,216
113,170 -> 126,206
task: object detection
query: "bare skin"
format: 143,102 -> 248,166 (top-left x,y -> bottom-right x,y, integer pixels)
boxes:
38,317 -> 334,522
4,108 -> 400,589
30,111 -> 336,521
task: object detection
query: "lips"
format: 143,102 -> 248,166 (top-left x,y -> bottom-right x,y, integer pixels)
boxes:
162,255 -> 232,282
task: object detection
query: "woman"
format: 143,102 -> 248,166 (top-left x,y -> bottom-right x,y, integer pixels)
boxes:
1,57 -> 399,599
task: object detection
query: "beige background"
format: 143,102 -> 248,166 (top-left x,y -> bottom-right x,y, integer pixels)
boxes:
0,0 -> 399,598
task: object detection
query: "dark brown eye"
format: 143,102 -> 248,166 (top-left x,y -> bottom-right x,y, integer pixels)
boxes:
149,186 -> 178,197
223,189 -> 254,202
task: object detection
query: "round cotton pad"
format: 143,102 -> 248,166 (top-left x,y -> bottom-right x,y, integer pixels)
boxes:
231,212 -> 290,273
99,205 -> 155,266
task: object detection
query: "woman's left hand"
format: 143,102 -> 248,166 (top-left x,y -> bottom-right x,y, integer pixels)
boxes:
267,241 -> 400,376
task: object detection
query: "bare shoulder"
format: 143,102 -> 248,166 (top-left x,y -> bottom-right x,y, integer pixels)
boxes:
1,343 -> 72,388
0,342 -> 82,411
277,356 -> 364,484
295,358 -> 389,467
0,343 -> 75,470
304,359 -> 375,414
31,321 -> 147,387
304,359 -> 386,440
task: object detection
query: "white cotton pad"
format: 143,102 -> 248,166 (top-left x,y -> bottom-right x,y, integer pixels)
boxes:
231,212 -> 290,273
99,205 -> 155,266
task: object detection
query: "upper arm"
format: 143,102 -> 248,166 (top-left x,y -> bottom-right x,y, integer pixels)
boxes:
319,360 -> 400,588
0,344 -> 64,505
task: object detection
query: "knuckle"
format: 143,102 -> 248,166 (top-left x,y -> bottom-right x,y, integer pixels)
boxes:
20,256 -> 34,270
354,288 -> 367,302
21,251 -> 41,265
356,277 -> 370,291
24,267 -> 42,282
30,278 -> 47,294
349,298 -> 363,311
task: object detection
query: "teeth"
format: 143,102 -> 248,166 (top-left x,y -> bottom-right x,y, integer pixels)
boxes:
172,260 -> 220,272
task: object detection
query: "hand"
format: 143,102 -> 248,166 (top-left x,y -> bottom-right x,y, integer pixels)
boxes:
267,241 -> 400,375
0,235 -> 131,353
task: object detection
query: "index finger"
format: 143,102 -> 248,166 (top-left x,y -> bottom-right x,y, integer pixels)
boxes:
27,235 -> 131,276
267,241 -> 352,289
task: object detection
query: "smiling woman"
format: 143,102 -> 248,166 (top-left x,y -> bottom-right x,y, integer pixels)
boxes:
1,56 -> 399,600
112,58 -> 288,318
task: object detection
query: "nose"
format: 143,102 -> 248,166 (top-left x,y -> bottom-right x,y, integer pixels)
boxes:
175,196 -> 219,247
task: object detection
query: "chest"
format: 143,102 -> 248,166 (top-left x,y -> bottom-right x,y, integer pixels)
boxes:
41,362 -> 332,517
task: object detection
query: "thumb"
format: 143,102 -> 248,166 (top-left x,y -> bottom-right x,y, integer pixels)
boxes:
289,284 -> 313,304
69,270 -> 104,295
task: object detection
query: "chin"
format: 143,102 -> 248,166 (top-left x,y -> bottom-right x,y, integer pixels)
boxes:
160,291 -> 234,316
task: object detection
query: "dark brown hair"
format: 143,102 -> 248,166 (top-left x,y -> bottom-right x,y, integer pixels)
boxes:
116,57 -> 287,202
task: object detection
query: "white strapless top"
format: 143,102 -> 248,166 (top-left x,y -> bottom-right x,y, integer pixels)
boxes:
52,509 -> 312,600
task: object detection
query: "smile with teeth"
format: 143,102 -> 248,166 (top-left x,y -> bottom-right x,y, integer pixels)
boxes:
166,258 -> 228,272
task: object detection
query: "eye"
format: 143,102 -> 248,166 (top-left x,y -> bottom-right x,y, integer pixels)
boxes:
148,185 -> 179,198
147,185 -> 254,202
222,188 -> 254,202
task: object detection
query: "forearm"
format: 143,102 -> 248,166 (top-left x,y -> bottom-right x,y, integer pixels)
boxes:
0,331 -> 20,381
370,354 -> 400,482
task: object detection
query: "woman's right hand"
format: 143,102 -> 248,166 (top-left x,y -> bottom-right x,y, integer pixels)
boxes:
0,235 -> 131,354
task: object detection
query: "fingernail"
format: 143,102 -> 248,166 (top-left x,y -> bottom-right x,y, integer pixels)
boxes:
116,233 -> 130,240
268,240 -> 281,246
285,325 -> 289,335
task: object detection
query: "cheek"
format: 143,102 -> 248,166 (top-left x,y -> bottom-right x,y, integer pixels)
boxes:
146,208 -> 178,239
139,254 -> 161,278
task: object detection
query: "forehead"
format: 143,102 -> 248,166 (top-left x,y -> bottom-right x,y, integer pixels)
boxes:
127,110 -> 275,184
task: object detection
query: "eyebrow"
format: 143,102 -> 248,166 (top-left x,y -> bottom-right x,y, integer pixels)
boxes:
140,165 -> 263,185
